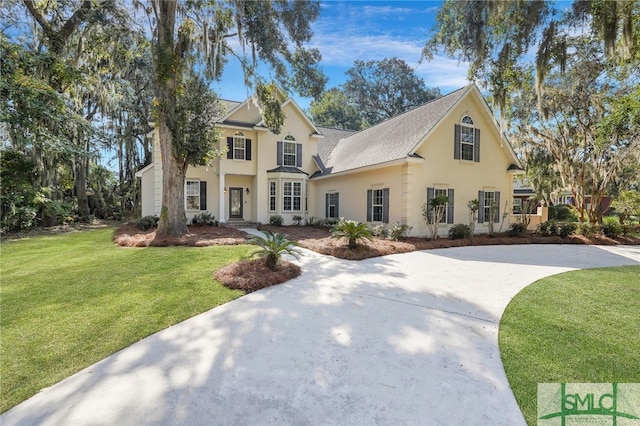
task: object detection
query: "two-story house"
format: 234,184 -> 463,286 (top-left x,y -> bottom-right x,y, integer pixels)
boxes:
137,84 -> 524,237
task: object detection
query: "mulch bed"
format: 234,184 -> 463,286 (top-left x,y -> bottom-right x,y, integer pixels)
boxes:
112,223 -> 249,247
214,258 -> 301,292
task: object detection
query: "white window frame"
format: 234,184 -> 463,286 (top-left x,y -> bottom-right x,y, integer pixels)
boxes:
483,191 -> 496,222
461,116 -> 475,161
268,181 -> 277,212
434,188 -> 448,223
512,198 -> 522,214
371,189 -> 384,222
327,193 -> 338,218
233,132 -> 246,160
283,181 -> 302,212
283,135 -> 297,167
186,180 -> 200,210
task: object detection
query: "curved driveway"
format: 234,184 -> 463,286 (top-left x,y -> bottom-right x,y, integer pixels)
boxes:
3,244 -> 639,425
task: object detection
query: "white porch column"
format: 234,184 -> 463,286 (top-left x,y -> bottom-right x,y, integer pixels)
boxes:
219,173 -> 226,222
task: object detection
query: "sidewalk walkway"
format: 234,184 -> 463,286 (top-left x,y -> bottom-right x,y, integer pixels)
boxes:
2,242 -> 639,425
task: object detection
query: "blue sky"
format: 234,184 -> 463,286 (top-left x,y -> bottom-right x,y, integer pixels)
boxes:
212,1 -> 470,110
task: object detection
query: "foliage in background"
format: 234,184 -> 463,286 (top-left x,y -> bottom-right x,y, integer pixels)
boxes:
310,57 -> 440,129
308,88 -> 364,130
612,190 -> 640,222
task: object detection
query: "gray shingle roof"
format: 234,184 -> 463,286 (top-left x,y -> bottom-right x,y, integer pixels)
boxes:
316,126 -> 358,162
319,86 -> 469,175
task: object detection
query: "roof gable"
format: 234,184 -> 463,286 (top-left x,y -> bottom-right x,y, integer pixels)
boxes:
323,86 -> 468,174
316,84 -> 522,176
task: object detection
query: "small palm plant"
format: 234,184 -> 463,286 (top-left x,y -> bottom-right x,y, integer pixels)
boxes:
247,231 -> 300,271
331,218 -> 373,250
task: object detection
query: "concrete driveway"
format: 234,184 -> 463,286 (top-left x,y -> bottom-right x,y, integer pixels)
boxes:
2,244 -> 639,425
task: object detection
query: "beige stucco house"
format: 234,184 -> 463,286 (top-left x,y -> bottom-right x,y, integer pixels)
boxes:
137,84 -> 524,237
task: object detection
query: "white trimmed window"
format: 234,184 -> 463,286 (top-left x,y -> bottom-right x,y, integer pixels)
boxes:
483,191 -> 496,222
283,135 -> 297,167
233,132 -> 246,160
513,198 -> 522,214
434,188 -> 448,223
371,189 -> 384,222
269,181 -> 276,212
461,116 -> 475,161
283,181 -> 302,211
327,193 -> 339,218
186,180 -> 200,210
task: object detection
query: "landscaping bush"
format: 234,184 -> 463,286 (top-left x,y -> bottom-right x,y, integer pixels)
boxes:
537,221 -> 558,236
292,215 -> 303,226
549,204 -> 579,222
448,223 -> 472,239
387,222 -> 412,241
269,215 -> 284,226
508,222 -> 527,237
137,215 -> 159,231
370,223 -> 386,238
557,222 -> 578,237
246,231 -> 300,271
306,216 -> 337,227
601,222 -> 622,238
578,222 -> 599,238
191,212 -> 218,226
331,218 -> 373,250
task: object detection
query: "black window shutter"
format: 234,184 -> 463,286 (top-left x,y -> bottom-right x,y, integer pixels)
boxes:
426,187 -> 434,223
335,193 -> 339,218
478,190 -> 485,223
494,191 -> 501,223
325,193 -> 329,218
200,181 -> 207,210
246,139 -> 251,161
447,188 -> 454,224
296,143 -> 302,167
454,124 -> 461,160
277,141 -> 283,166
366,190 -> 372,222
226,137 -> 233,159
474,129 -> 480,163
382,188 -> 390,223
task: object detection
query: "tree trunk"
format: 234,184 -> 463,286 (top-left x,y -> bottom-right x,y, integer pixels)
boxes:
74,154 -> 90,220
154,0 -> 188,237
156,120 -> 189,236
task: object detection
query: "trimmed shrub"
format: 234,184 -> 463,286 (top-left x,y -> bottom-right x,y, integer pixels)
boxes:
292,215 -> 303,226
269,215 -> 284,226
508,222 -> 527,237
448,223 -> 472,239
578,222 -> 599,238
537,221 -> 558,237
371,223 -> 386,238
387,222 -> 412,240
549,204 -> 579,222
557,222 -> 578,237
601,222 -> 622,238
191,212 -> 218,226
137,215 -> 159,231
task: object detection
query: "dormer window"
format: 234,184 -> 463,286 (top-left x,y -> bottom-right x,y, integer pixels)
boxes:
454,116 -> 480,162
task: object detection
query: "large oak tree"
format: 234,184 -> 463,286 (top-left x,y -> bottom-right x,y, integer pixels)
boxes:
151,0 -> 326,236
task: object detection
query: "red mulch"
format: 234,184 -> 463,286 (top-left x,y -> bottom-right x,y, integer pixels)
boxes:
214,258 -> 301,292
112,223 -> 249,247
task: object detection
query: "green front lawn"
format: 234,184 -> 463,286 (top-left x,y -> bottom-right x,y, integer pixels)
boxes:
0,228 -> 249,413
499,266 -> 640,425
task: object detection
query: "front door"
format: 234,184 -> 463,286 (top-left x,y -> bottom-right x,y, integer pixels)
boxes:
229,187 -> 243,219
